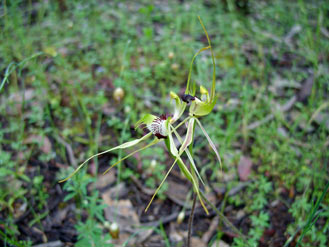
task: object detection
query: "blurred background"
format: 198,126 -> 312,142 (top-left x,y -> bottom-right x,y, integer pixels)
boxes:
0,0 -> 328,246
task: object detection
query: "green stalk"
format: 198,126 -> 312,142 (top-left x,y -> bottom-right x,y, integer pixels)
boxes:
187,193 -> 197,247
187,120 -> 197,247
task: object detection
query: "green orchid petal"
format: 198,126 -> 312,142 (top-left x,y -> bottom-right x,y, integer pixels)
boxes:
135,114 -> 157,130
178,118 -> 195,154
144,148 -> 209,215
170,91 -> 181,105
184,18 -> 217,118
190,97 -> 217,117
170,91 -> 186,123
58,132 -> 153,183
200,85 -> 210,102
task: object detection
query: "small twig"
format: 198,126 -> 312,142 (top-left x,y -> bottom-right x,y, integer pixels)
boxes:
31,241 -> 63,247
284,25 -> 302,47
320,27 -> 329,38
202,215 -> 219,243
187,193 -> 197,247
228,182 -> 250,196
130,175 -> 155,195
131,175 -> 190,207
55,135 -> 77,167
142,211 -> 183,228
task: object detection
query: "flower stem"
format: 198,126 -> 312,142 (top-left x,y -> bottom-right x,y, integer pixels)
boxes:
187,193 -> 197,247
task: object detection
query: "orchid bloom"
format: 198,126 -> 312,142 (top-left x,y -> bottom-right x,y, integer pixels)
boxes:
59,16 -> 221,215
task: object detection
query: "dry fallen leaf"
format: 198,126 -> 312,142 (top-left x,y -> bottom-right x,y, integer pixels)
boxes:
92,172 -> 116,190
24,135 -> 52,154
166,178 -> 189,206
211,239 -> 230,247
238,156 -> 252,181
191,237 -> 207,247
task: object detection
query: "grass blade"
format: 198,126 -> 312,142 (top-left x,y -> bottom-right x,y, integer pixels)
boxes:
295,181 -> 329,247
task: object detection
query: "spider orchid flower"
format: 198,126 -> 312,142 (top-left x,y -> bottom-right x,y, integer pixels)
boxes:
59,16 -> 221,215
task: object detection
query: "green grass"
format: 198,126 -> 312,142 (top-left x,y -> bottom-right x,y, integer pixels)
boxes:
0,0 -> 328,246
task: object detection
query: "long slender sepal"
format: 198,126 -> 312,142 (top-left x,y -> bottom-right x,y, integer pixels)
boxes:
144,158 -> 178,212
185,46 -> 211,96
195,118 -> 222,171
176,157 -> 209,215
103,138 -> 160,175
58,133 -> 153,183
198,16 -> 216,102
167,123 -> 209,214
171,123 -> 205,186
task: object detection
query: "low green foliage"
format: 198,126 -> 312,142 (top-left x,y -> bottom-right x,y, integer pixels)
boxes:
0,0 -> 328,246
75,192 -> 111,247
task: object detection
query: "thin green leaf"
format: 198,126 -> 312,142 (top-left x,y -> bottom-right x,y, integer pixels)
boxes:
58,133 -> 152,183
1,52 -> 44,92
195,118 -> 222,171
